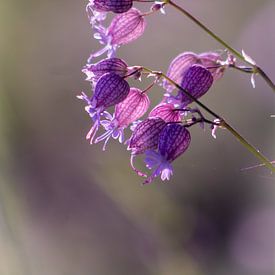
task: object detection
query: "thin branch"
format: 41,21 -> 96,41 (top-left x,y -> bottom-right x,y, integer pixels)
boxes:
167,0 -> 275,92
141,66 -> 275,173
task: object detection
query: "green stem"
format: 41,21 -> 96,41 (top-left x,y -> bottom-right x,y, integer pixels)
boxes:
142,66 -> 275,173
167,0 -> 275,92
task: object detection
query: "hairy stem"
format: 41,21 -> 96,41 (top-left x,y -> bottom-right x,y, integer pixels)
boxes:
142,66 -> 275,173
167,0 -> 275,92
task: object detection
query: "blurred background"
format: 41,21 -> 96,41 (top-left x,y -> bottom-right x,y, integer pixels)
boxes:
0,0 -> 274,274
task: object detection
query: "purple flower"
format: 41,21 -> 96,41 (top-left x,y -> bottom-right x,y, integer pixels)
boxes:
90,0 -> 133,14
144,124 -> 191,184
168,64 -> 213,107
128,118 -> 166,177
198,52 -> 225,81
149,103 -> 182,122
78,72 -> 130,144
164,52 -> 199,93
95,87 -> 150,150
83,57 -> 128,85
89,8 -> 146,60
163,51 -> 224,93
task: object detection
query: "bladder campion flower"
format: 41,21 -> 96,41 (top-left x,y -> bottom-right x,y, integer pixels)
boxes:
78,72 -> 130,144
79,0 -> 275,182
168,64 -> 213,107
144,124 -> 191,184
89,8 -> 146,60
127,118 -> 166,177
95,87 -> 150,150
164,51 -> 225,93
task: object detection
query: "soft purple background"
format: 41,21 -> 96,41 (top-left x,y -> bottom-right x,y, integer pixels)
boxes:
0,1 -> 274,274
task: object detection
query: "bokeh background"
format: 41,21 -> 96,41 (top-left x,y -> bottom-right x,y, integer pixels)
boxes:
0,0 -> 274,274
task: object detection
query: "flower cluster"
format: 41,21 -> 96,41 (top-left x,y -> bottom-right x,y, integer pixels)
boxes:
78,0 -> 233,184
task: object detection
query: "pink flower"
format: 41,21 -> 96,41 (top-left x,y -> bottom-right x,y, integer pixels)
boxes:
149,103 -> 182,122
89,8 -> 146,60
144,124 -> 191,184
95,87 -> 150,150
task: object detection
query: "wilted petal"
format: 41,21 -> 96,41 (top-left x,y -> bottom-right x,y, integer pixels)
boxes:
164,52 -> 199,92
115,88 -> 150,127
128,118 -> 166,155
158,124 -> 191,162
83,58 -> 128,83
93,72 -> 130,109
178,64 -> 213,106
149,103 -> 182,122
108,8 -> 146,45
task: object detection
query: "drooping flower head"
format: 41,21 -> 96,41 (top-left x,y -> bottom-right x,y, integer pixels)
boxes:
149,103 -> 182,122
167,64 -> 213,107
78,72 -> 130,144
95,87 -> 150,150
164,52 -> 198,93
83,57 -> 128,85
127,118 -> 166,177
144,124 -> 191,184
163,51 -> 225,93
89,8 -> 146,60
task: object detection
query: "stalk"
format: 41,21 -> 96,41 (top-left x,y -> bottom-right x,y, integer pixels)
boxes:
142,66 -> 275,173
167,0 -> 275,92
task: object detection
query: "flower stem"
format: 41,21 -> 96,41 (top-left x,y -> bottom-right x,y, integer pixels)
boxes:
142,66 -> 275,173
167,0 -> 275,93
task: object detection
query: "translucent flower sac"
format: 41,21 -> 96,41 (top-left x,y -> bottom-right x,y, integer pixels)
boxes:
90,8 -> 146,60
82,57 -> 128,85
78,72 -> 130,145
198,52 -> 225,81
144,124 -> 191,184
127,118 -> 166,177
164,52 -> 198,93
95,88 -> 150,150
149,103 -> 182,123
163,51 -> 224,93
91,0 -> 133,14
170,64 -> 213,107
